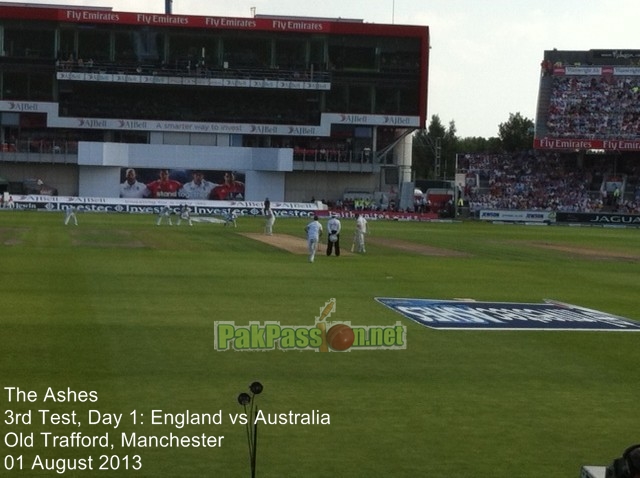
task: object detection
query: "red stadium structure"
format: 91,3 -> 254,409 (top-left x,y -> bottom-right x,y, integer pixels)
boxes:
0,2 -> 429,203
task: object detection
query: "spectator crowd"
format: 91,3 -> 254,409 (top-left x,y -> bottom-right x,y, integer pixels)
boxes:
461,151 -> 640,214
547,74 -> 640,139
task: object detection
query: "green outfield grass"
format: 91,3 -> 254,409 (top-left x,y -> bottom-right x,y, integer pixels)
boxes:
1,210 -> 639,477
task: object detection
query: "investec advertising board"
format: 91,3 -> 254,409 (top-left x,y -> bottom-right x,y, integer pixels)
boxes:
376,298 -> 640,331
10,196 -> 317,218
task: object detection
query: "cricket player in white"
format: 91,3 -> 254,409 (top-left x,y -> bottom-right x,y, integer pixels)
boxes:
64,206 -> 78,225
305,215 -> 323,263
354,213 -> 368,253
4,194 -> 15,209
157,205 -> 173,225
263,198 -> 275,235
224,210 -> 238,227
176,204 -> 193,226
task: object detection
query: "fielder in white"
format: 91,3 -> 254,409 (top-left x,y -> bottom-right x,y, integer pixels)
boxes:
4,195 -> 15,209
354,213 -> 368,253
305,215 -> 323,263
224,210 -> 238,227
176,204 -> 193,226
64,206 -> 78,225
263,197 -> 275,235
157,205 -> 173,225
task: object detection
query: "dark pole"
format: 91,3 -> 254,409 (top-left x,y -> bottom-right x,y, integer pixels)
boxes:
251,411 -> 258,478
165,0 -> 172,15
237,393 -> 253,475
238,382 -> 263,478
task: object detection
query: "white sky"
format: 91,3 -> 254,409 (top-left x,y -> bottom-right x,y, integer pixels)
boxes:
16,0 -> 640,138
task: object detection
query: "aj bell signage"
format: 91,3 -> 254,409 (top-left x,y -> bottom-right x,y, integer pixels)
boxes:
375,298 -> 640,331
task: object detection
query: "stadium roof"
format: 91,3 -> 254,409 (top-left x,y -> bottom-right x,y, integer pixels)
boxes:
543,48 -> 640,66
255,14 -> 364,23
0,1 -> 109,10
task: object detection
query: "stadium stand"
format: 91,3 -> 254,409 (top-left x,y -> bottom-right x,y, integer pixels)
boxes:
0,3 -> 428,202
458,151 -> 640,214
547,74 -> 640,139
455,49 -> 639,217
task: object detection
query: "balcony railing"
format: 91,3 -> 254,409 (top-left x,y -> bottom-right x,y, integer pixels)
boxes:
56,61 -> 331,89
0,140 -> 78,163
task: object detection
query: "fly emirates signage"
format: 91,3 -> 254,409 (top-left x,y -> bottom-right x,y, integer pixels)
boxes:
534,137 -> 640,152
56,8 -> 329,32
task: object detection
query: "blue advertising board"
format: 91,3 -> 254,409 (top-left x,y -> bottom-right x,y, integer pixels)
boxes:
375,298 -> 640,331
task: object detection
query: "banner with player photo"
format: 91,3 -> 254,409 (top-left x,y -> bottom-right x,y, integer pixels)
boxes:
119,168 -> 246,201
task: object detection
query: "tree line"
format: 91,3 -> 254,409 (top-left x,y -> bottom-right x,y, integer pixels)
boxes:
412,112 -> 534,180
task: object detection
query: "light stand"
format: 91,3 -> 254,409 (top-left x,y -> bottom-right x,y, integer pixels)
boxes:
237,381 -> 263,478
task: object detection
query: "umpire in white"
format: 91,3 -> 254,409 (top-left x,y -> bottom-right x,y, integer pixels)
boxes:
326,213 -> 342,256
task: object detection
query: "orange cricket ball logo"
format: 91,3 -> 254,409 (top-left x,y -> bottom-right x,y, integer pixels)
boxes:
326,324 -> 355,351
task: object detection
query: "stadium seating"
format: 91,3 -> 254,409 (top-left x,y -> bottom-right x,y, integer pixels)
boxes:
547,75 -> 640,139
459,151 -> 640,214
